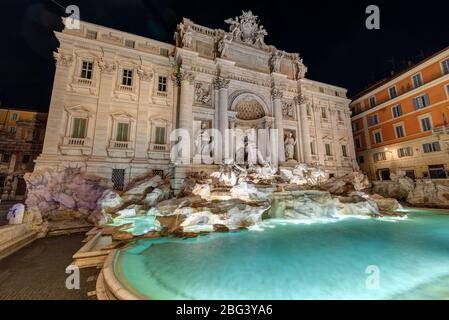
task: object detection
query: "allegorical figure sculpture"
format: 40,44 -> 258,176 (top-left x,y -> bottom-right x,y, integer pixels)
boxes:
223,10 -> 268,48
284,132 -> 297,161
292,53 -> 308,80
194,122 -> 212,163
270,50 -> 284,73
194,82 -> 211,105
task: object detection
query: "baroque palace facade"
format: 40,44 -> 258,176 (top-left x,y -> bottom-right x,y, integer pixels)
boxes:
36,11 -> 357,190
350,46 -> 449,181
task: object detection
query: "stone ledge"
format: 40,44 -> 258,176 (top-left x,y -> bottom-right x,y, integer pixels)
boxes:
72,231 -> 112,269
0,225 -> 38,260
97,250 -> 143,300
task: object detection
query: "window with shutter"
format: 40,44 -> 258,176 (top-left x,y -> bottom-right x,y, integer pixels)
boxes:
413,94 -> 430,110
155,127 -> 166,144
116,123 -> 129,141
441,58 -> 449,75
71,118 -> 87,138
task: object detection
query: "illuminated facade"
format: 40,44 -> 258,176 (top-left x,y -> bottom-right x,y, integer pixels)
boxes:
350,46 -> 449,180
36,12 -> 357,190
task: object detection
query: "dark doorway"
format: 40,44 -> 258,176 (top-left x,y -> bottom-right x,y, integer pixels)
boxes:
428,165 -> 446,179
378,168 -> 391,181
16,177 -> 27,196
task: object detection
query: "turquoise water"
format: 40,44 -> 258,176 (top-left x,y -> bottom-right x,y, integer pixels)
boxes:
114,209 -> 449,299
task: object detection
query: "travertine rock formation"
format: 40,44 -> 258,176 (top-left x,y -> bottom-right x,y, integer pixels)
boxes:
407,180 -> 449,208
24,168 -> 111,224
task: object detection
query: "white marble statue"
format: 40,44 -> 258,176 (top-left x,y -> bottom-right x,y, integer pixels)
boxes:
284,132 -> 297,161
194,122 -> 211,162
181,25 -> 193,48
292,53 -> 306,80
224,10 -> 267,47
270,51 -> 284,73
246,132 -> 258,165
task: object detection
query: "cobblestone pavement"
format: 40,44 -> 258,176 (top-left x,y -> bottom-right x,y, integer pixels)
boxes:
0,234 -> 99,300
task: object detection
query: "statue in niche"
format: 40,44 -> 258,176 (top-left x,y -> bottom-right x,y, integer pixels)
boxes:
246,133 -> 258,165
194,82 -> 211,105
194,122 -> 212,162
284,132 -> 297,161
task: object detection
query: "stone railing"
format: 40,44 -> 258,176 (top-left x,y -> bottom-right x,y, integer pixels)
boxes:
119,85 -> 133,92
156,91 -> 168,98
76,77 -> 93,86
433,124 -> 449,135
63,137 -> 87,146
149,143 -> 169,152
109,140 -> 132,149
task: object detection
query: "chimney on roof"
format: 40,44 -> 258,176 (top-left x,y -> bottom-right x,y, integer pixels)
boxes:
390,71 -> 394,76
407,61 -> 413,67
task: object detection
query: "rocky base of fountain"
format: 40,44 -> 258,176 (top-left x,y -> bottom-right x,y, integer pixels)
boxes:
90,164 -> 403,243
372,170 -> 449,209
24,168 -> 112,227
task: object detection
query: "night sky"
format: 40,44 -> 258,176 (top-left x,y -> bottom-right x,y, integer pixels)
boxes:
0,0 -> 448,112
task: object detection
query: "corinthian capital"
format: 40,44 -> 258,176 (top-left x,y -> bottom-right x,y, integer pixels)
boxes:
179,70 -> 195,84
213,77 -> 230,89
293,94 -> 307,106
271,88 -> 283,100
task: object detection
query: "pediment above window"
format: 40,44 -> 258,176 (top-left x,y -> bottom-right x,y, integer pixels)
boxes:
111,112 -> 134,121
65,105 -> 92,117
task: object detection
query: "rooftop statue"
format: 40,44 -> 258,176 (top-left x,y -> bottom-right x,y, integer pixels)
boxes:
224,10 -> 267,48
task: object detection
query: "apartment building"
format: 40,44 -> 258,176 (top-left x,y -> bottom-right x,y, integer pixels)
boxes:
350,46 -> 449,181
0,108 -> 47,200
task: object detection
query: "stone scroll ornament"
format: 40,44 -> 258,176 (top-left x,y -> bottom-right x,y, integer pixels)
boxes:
223,10 -> 268,48
98,59 -> 117,74
137,67 -> 154,81
53,52 -> 73,67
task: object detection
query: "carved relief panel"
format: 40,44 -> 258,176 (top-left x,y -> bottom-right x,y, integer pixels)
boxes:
194,82 -> 212,107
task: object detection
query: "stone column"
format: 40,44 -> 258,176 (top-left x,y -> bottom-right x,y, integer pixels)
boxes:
214,77 -> 230,163
134,68 -> 153,159
92,58 -> 116,158
345,109 -> 359,170
296,95 -> 312,164
330,108 -> 342,168
228,116 -> 236,163
178,70 -> 195,163
41,52 -> 73,155
362,116 -> 371,149
272,89 -> 285,164
312,104 -> 325,165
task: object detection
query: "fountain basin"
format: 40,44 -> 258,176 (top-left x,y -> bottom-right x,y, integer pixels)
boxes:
99,208 -> 449,300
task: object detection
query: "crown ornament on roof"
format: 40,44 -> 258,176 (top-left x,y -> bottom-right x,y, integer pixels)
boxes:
224,10 -> 267,48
